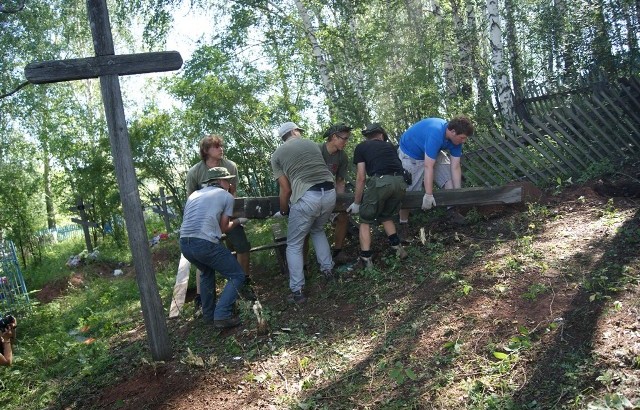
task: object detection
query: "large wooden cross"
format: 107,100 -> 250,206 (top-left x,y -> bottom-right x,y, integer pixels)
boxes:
151,187 -> 176,232
24,0 -> 182,361
68,197 -> 97,253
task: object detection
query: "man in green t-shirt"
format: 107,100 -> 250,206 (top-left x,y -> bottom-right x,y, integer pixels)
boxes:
271,122 -> 336,304
318,123 -> 352,264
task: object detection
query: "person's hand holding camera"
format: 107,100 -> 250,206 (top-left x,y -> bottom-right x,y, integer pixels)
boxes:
1,329 -> 13,344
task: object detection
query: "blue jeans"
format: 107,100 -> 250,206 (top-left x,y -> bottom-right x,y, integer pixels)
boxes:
287,188 -> 336,292
180,237 -> 245,321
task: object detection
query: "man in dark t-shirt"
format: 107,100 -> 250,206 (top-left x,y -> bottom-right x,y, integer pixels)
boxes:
346,123 -> 409,268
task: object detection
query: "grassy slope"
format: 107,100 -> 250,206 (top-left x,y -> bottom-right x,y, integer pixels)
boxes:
2,177 -> 639,410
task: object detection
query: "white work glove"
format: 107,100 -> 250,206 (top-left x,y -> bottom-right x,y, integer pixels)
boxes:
346,203 -> 360,214
422,193 -> 436,210
235,217 -> 249,225
272,211 -> 288,218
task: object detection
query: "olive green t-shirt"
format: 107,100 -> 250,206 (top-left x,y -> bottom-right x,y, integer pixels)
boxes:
271,138 -> 334,204
185,158 -> 239,196
319,142 -> 349,182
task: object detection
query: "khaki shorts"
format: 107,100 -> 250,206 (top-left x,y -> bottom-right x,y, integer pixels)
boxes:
360,175 -> 407,224
398,148 -> 452,191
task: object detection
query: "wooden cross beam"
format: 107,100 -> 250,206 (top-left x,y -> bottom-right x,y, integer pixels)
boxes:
68,197 -> 97,252
151,187 -> 175,232
232,185 -> 525,219
25,0 -> 177,360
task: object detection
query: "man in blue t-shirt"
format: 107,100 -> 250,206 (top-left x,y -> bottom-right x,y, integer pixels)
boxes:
397,116 -> 474,238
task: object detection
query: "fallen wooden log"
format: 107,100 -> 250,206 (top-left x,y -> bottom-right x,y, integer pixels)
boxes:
233,184 -> 524,219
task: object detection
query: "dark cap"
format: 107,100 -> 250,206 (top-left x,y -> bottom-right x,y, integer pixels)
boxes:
323,123 -> 353,139
361,123 -> 388,141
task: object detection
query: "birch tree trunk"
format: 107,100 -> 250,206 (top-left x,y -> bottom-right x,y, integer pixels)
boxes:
293,0 -> 336,114
504,0 -> 528,121
486,0 -> 515,121
466,0 -> 492,118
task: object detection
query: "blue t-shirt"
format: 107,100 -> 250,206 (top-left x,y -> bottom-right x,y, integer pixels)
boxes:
399,118 -> 463,160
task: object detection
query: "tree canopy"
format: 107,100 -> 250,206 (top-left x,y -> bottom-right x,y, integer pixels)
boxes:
1,0 -> 637,262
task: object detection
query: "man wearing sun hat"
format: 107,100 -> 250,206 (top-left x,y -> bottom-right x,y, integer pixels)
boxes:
169,134 -> 254,320
179,167 -> 247,329
271,121 -> 337,304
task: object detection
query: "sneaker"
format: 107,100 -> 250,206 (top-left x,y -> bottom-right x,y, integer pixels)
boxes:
287,290 -> 307,304
398,223 -> 413,244
392,244 -> 408,259
321,269 -> 336,281
212,315 -> 242,329
359,256 -> 374,269
334,250 -> 351,265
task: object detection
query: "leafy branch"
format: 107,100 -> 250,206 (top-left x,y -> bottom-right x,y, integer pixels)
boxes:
0,0 -> 25,13
0,81 -> 30,99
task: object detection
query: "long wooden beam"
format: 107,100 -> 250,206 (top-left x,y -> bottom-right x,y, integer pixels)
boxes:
25,51 -> 183,84
233,185 -> 523,218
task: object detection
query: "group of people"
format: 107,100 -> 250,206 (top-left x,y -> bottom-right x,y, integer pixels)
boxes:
173,115 -> 474,328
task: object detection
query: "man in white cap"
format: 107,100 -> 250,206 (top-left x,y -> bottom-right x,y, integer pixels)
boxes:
180,167 -> 247,328
271,121 -> 336,303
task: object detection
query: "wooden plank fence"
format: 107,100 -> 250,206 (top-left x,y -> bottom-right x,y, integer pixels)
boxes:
463,76 -> 640,187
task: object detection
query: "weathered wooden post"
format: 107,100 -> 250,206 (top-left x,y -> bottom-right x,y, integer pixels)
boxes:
68,197 -> 97,252
151,187 -> 175,232
24,0 -> 182,360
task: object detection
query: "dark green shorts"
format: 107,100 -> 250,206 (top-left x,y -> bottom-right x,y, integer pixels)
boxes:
224,224 -> 251,253
360,175 -> 407,224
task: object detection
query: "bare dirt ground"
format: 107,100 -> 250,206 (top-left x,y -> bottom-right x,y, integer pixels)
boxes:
42,171 -> 640,409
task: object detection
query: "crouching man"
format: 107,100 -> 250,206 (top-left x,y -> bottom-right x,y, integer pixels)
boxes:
179,167 -> 246,329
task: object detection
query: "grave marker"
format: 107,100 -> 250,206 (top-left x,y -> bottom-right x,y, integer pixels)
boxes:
68,197 -> 97,252
151,187 -> 175,232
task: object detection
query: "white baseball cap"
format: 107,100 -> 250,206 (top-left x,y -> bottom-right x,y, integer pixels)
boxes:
277,122 -> 304,140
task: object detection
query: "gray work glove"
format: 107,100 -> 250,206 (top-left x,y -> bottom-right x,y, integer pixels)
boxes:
272,211 -> 288,218
235,217 -> 249,225
422,193 -> 436,210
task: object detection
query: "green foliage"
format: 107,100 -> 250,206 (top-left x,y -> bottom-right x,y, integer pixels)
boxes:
577,159 -> 614,183
522,283 -> 549,300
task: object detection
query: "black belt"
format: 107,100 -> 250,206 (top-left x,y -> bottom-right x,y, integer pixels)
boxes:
308,181 -> 335,191
372,172 -> 403,177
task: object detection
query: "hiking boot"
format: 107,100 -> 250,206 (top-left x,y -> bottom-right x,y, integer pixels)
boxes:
238,277 -> 257,301
212,315 -> 242,329
333,250 -> 351,265
321,269 -> 336,281
287,289 -> 307,304
359,256 -> 374,269
398,223 -> 413,244
446,209 -> 467,226
392,244 -> 408,259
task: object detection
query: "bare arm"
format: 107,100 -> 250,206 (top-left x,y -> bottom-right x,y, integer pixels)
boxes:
335,177 -> 346,194
450,156 -> 462,189
0,329 -> 14,366
423,156 -> 437,194
220,214 -> 233,233
277,175 -> 292,214
354,162 -> 366,204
